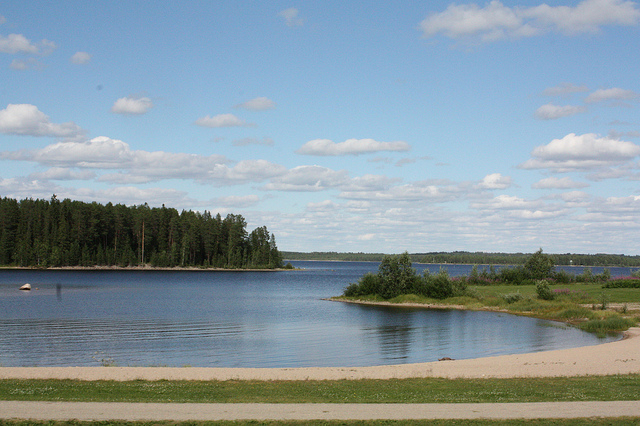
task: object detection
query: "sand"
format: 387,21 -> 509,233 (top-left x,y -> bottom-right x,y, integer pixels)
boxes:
1,327 -> 638,381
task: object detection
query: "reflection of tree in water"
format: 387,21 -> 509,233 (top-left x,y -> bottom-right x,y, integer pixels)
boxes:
364,307 -> 416,362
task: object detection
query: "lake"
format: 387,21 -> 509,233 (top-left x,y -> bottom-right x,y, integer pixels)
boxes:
0,261 -> 625,368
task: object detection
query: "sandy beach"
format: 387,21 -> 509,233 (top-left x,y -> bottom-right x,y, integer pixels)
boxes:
1,327 -> 638,381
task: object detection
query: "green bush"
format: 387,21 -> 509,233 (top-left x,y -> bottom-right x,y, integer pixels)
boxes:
551,269 -> 573,284
603,278 -> 640,289
536,279 -> 555,300
423,270 -> 454,299
501,292 -> 524,304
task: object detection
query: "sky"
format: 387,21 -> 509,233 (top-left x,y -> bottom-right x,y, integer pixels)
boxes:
1,0 -> 639,255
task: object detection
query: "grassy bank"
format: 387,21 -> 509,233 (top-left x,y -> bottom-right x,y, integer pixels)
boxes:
335,281 -> 640,336
1,375 -> 640,404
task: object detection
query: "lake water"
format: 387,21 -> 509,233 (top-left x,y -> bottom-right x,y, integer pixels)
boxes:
0,261 -> 625,368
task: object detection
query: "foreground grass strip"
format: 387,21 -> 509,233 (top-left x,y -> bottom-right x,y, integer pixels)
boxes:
2,419 -> 640,425
1,375 -> 640,404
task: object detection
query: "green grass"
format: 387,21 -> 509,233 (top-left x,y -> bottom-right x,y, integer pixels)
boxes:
471,283 -> 640,304
2,375 -> 640,404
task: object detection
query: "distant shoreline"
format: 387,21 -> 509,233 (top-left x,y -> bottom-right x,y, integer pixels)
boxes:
0,265 -> 285,272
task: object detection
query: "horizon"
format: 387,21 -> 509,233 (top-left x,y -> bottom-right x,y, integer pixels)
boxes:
1,1 -> 639,255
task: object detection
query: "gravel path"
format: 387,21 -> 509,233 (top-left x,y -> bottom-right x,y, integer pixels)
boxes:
2,401 -> 640,421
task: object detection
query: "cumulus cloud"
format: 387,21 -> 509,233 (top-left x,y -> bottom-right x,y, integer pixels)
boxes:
542,82 -> 589,97
214,194 -> 261,208
0,136 -> 288,186
264,165 -> 349,191
278,7 -> 303,27
0,33 -> 41,54
0,104 -> 85,139
585,87 -> 639,103
520,133 -> 640,171
478,173 -> 512,189
471,194 -> 566,219
235,97 -> 276,111
70,51 -> 91,64
296,138 -> 411,156
532,176 -> 590,189
419,0 -> 640,42
535,103 -> 587,120
194,113 -> 254,128
29,167 -> 96,181
111,96 -> 153,115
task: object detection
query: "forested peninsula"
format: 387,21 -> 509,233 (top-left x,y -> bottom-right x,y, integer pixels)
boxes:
0,196 -> 283,269
283,251 -> 640,267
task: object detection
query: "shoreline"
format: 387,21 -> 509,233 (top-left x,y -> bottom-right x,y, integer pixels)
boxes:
1,328 -> 638,381
0,265 -> 285,272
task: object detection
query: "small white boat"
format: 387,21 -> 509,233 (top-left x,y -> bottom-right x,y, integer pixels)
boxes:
19,283 -> 31,291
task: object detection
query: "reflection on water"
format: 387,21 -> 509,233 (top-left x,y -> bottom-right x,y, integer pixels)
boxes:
0,261 -> 623,368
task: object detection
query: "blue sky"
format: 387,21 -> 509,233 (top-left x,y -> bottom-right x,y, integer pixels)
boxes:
1,0 -> 639,255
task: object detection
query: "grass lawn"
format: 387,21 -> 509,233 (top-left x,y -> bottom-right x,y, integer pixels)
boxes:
1,375 -> 640,404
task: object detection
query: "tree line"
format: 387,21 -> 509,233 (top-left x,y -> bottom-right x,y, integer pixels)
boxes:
282,250 -> 640,267
0,195 -> 283,269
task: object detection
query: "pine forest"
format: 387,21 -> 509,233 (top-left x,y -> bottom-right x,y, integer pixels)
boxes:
0,196 -> 283,269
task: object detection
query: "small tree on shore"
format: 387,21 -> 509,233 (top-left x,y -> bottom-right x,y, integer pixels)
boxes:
524,248 -> 555,280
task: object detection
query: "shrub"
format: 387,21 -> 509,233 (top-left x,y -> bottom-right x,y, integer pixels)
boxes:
501,292 -> 524,304
603,278 -> 640,289
536,279 -> 555,300
424,270 -> 455,300
578,315 -> 636,335
551,269 -> 573,284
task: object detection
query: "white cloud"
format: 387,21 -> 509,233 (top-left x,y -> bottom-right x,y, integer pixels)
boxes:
0,33 -> 55,55
278,8 -> 303,27
478,173 -> 512,189
111,96 -> 153,115
296,138 -> 411,156
339,181 -> 462,203
194,113 -> 253,128
471,194 -> 566,219
585,87 -> 639,103
0,33 -> 39,54
9,58 -> 42,70
264,165 -> 349,191
29,167 -> 96,181
0,136 -> 289,186
419,0 -> 640,42
520,133 -> 640,171
0,104 -> 85,139
532,176 -> 589,189
70,51 -> 91,64
214,194 -> 260,208
306,200 -> 339,212
542,83 -> 589,96
534,103 -> 587,120
235,97 -> 276,111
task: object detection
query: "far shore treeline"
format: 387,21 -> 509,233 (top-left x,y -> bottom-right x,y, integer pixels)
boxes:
0,195 -> 283,269
283,251 -> 640,267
